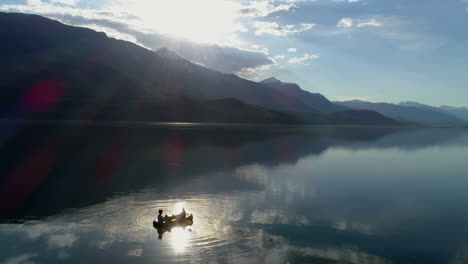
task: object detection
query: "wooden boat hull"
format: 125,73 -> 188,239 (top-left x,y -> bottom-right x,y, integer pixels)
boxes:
153,214 -> 193,230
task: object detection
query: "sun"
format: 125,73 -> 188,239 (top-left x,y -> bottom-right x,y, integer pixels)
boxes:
127,0 -> 244,44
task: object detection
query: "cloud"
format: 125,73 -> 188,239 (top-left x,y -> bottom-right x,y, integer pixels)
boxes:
337,18 -> 383,28
357,19 -> 383,27
165,42 -> 275,73
249,44 -> 270,54
273,55 -> 286,59
26,0 -> 42,5
254,21 -> 315,36
49,0 -> 80,6
287,48 -> 297,52
333,0 -> 362,2
77,24 -> 140,43
332,16 -> 432,50
337,18 -> 353,28
1,253 -> 38,264
237,62 -> 278,80
239,0 -> 296,17
48,233 -> 79,248
289,53 -> 319,64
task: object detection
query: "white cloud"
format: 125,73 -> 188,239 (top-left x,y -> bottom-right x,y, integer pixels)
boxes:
249,44 -> 270,54
356,19 -> 383,27
78,24 -> 141,44
332,16 -> 432,50
26,0 -> 80,6
2,253 -> 38,264
289,53 -> 319,64
333,0 -> 361,2
237,62 -> 279,80
337,18 -> 383,28
337,18 -> 353,28
287,48 -> 297,52
49,0 -> 80,6
239,0 -> 296,17
48,233 -> 79,248
254,22 -> 315,36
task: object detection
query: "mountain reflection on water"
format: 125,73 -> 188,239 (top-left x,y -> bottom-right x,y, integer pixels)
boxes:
1,123 -> 468,264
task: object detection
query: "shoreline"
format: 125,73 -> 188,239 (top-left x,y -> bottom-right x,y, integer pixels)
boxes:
0,119 -> 465,130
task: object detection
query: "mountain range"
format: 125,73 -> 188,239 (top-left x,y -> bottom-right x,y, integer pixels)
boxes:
399,101 -> 468,123
0,12 -> 466,127
335,100 -> 467,127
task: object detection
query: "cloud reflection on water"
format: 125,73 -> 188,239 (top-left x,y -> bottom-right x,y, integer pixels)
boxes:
1,126 -> 468,263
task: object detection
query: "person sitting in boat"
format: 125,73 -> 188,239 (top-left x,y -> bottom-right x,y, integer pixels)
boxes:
157,210 -> 165,224
164,214 -> 171,222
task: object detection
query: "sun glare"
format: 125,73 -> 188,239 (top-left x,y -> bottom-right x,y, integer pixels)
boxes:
170,227 -> 190,253
127,0 -> 243,44
174,202 -> 185,213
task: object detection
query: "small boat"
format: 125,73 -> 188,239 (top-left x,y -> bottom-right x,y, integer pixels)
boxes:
153,213 -> 194,230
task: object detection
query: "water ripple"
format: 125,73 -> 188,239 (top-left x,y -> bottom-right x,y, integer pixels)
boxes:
34,192 -> 270,263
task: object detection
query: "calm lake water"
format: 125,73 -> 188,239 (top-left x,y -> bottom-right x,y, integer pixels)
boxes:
1,124 -> 468,264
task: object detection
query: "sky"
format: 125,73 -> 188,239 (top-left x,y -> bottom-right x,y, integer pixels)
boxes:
1,0 -> 468,107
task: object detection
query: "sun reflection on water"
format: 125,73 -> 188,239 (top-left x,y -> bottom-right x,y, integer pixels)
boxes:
170,227 -> 190,253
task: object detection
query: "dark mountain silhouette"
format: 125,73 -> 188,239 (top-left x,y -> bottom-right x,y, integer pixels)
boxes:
327,109 -> 400,125
0,12 -> 311,112
335,100 -> 466,127
38,97 -> 305,124
259,77 -> 347,113
0,12 -> 398,125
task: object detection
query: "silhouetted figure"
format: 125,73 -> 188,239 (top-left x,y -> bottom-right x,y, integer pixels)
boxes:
157,209 -> 164,224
